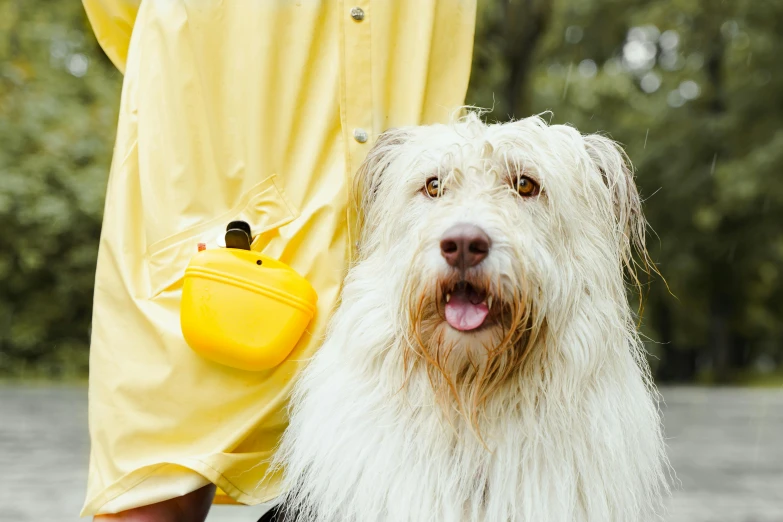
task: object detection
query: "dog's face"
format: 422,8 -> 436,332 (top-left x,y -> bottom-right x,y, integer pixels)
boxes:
355,115 -> 646,415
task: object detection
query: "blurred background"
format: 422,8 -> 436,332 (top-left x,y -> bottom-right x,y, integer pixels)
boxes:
0,0 -> 781,521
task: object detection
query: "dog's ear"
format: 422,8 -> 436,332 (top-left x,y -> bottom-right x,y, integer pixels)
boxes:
353,127 -> 410,233
583,134 -> 648,278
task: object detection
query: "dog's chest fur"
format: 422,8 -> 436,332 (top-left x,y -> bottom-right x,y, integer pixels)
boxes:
277,305 -> 664,522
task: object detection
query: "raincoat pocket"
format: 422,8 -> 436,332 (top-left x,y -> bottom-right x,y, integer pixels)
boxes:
145,174 -> 299,299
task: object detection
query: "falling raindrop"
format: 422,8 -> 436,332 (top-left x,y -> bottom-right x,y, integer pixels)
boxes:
644,129 -> 650,149
710,153 -> 718,175
562,63 -> 573,100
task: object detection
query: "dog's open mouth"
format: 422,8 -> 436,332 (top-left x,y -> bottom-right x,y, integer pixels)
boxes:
444,281 -> 492,332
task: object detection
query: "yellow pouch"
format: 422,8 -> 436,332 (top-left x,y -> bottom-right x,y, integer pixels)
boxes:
180,222 -> 317,371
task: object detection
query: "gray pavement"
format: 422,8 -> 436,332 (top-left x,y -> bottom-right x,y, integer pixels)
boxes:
1,384 -> 781,521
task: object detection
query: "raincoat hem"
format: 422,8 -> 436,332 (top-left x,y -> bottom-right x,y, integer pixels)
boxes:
80,457 -> 279,516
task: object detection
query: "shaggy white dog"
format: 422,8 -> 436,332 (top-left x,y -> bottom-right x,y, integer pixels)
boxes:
273,113 -> 670,522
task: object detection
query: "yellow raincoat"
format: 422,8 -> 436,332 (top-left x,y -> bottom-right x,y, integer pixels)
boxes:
81,0 -> 476,515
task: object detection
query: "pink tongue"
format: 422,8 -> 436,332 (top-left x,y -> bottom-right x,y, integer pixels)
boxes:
445,293 -> 489,331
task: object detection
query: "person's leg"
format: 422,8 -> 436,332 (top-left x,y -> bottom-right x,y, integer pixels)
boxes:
93,484 -> 216,522
257,501 -> 298,522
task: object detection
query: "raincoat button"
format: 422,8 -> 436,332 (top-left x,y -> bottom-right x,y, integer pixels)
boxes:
353,128 -> 369,143
350,7 -> 365,21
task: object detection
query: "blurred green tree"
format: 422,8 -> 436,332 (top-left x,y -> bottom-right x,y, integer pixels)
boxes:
0,1 -> 120,377
0,0 -> 780,382
468,0 -> 783,383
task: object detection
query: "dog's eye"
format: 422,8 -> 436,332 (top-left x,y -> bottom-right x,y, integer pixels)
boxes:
424,177 -> 441,198
515,176 -> 540,197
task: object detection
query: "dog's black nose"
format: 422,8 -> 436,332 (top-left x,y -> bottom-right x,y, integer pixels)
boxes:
440,224 -> 491,269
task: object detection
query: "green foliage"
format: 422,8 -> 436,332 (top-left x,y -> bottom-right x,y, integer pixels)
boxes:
468,0 -> 783,382
0,0 -> 780,382
0,1 -> 121,377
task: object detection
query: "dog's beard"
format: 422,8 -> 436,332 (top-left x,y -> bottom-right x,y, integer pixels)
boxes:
400,266 -> 544,431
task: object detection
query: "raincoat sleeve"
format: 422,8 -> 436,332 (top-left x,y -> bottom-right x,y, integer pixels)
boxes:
82,0 -> 141,74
